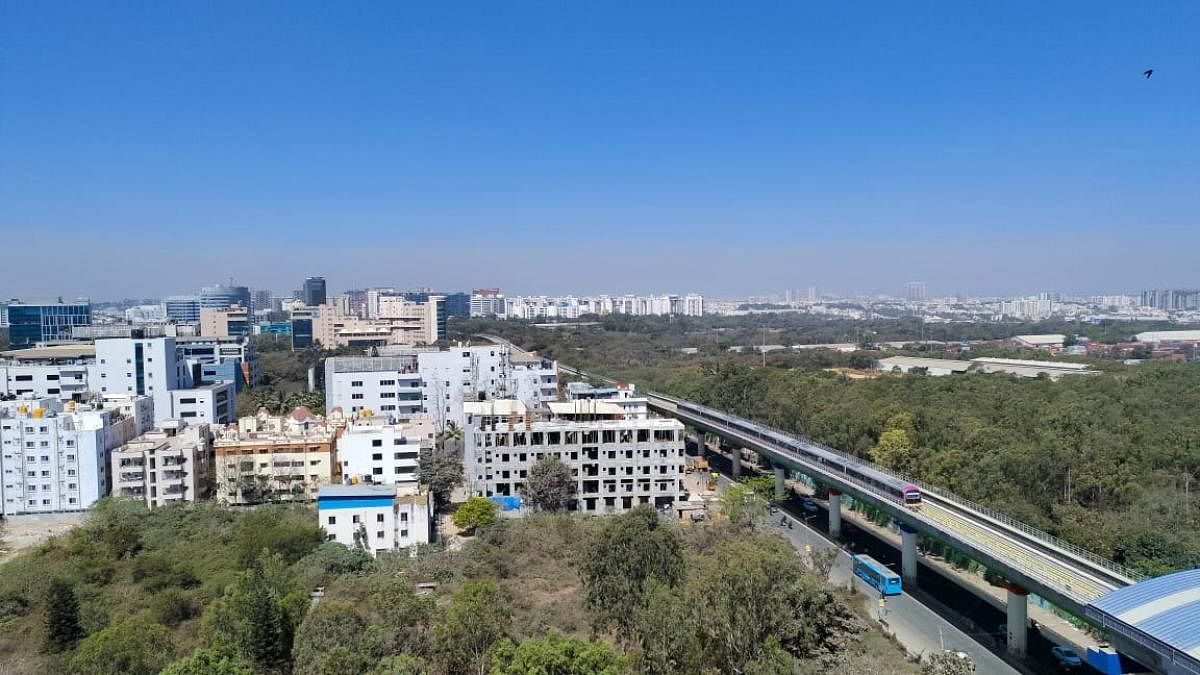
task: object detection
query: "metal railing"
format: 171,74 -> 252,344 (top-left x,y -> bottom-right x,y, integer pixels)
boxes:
647,390 -> 1144,585
512,347 -> 1148,587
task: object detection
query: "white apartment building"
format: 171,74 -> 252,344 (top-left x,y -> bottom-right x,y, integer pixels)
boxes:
170,382 -> 234,425
111,420 -> 214,508
95,337 -> 237,424
502,293 -> 704,320
0,344 -> 99,403
0,396 -> 153,516
325,345 -> 558,430
337,416 -> 435,485
463,409 -> 686,514
317,482 -> 433,557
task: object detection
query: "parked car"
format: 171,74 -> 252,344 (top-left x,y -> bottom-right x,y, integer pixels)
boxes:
1051,646 -> 1082,669
800,497 -> 819,514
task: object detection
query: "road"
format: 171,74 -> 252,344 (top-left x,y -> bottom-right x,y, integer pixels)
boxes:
710,473 -> 1019,675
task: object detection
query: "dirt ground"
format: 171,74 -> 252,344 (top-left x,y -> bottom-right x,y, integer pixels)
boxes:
0,512 -> 88,564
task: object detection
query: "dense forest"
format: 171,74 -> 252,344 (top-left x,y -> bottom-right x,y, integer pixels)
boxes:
460,317 -> 1200,576
0,500 -> 922,675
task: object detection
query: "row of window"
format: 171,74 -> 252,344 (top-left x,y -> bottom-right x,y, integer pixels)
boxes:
328,511 -> 410,525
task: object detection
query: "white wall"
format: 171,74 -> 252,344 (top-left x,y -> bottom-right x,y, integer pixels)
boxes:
338,424 -> 422,484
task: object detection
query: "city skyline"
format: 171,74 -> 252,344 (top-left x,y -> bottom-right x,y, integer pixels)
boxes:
3,3 -> 1199,298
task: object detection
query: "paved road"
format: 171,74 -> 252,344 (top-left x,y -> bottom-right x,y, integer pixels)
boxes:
710,474 -> 1019,675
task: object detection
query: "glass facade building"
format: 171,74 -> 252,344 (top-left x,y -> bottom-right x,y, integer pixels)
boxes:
6,301 -> 92,348
164,296 -> 201,323
200,285 -> 251,311
303,277 -> 327,307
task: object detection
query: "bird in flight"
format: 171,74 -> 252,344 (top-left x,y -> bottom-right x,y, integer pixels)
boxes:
1143,69 -> 1154,79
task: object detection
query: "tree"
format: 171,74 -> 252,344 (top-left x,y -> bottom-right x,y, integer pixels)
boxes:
371,655 -> 430,674
70,617 -> 175,675
922,651 -> 974,675
418,445 -> 464,508
579,505 -> 684,637
200,558 -> 306,675
686,536 -> 863,672
718,483 -> 768,528
525,456 -> 576,511
632,580 -> 701,675
488,633 -> 628,674
454,496 -> 498,532
292,602 -> 380,675
42,578 -> 83,653
161,647 -> 255,675
869,412 -> 917,472
433,580 -> 510,675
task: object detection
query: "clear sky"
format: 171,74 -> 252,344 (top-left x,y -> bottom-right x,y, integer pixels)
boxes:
2,2 -> 1198,300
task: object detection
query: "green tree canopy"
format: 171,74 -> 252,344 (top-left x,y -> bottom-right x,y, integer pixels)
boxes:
454,496 -> 499,532
433,580 -> 511,675
69,617 -> 175,675
418,446 -> 465,508
579,505 -> 684,638
42,578 -> 83,653
525,456 -> 577,512
488,633 -> 628,674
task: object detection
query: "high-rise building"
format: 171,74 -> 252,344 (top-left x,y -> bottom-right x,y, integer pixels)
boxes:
250,289 -> 273,316
442,292 -> 470,318
1140,289 -> 1200,312
5,300 -> 92,348
0,396 -> 153,516
807,287 -> 819,302
906,282 -> 927,303
164,296 -> 201,324
200,284 -> 251,312
303,277 -> 327,307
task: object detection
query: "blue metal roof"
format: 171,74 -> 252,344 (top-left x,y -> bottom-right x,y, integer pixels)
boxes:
1088,569 -> 1200,664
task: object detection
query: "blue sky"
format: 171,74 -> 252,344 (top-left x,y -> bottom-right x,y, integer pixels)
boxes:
2,2 -> 1198,299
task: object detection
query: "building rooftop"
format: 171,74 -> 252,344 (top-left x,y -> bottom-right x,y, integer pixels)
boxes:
464,400 -> 530,417
546,400 -> 628,417
876,356 -> 972,372
1135,330 -> 1200,343
325,355 -> 420,374
969,357 -> 1092,371
1013,334 -> 1067,345
318,483 -> 397,499
1,344 -> 96,361
1086,568 -> 1200,667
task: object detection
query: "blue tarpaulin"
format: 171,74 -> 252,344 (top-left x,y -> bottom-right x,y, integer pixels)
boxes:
490,496 -> 523,511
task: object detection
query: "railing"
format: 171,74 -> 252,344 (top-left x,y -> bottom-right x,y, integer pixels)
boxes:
514,343 -> 1148,586
649,390 -> 1144,585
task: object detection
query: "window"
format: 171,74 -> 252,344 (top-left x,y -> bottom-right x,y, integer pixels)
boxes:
379,380 -> 395,386
14,375 -> 33,382
400,512 -> 408,522
376,530 -> 385,539
400,529 -> 408,538
178,397 -> 196,404
351,380 -> 363,387
373,467 -> 383,475
376,513 -> 385,522
372,440 -> 382,448
328,516 -> 336,524
352,515 -> 360,523
351,393 -> 364,400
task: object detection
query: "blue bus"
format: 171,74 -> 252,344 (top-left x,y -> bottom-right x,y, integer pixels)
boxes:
853,555 -> 902,596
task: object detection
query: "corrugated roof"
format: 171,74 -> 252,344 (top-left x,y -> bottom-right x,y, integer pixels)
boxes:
1089,569 -> 1200,660
1136,330 -> 1200,343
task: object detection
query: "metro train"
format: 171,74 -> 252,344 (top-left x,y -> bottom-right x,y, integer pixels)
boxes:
664,394 -> 923,510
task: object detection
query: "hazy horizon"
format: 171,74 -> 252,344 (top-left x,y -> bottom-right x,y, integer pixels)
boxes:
2,3 -> 1198,300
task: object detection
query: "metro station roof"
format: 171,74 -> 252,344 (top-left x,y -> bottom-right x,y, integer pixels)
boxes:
1087,568 -> 1200,666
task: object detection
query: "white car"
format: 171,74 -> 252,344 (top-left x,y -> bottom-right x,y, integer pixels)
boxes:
1051,646 -> 1082,668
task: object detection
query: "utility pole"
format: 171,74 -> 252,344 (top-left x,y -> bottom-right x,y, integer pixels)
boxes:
761,324 -> 767,367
